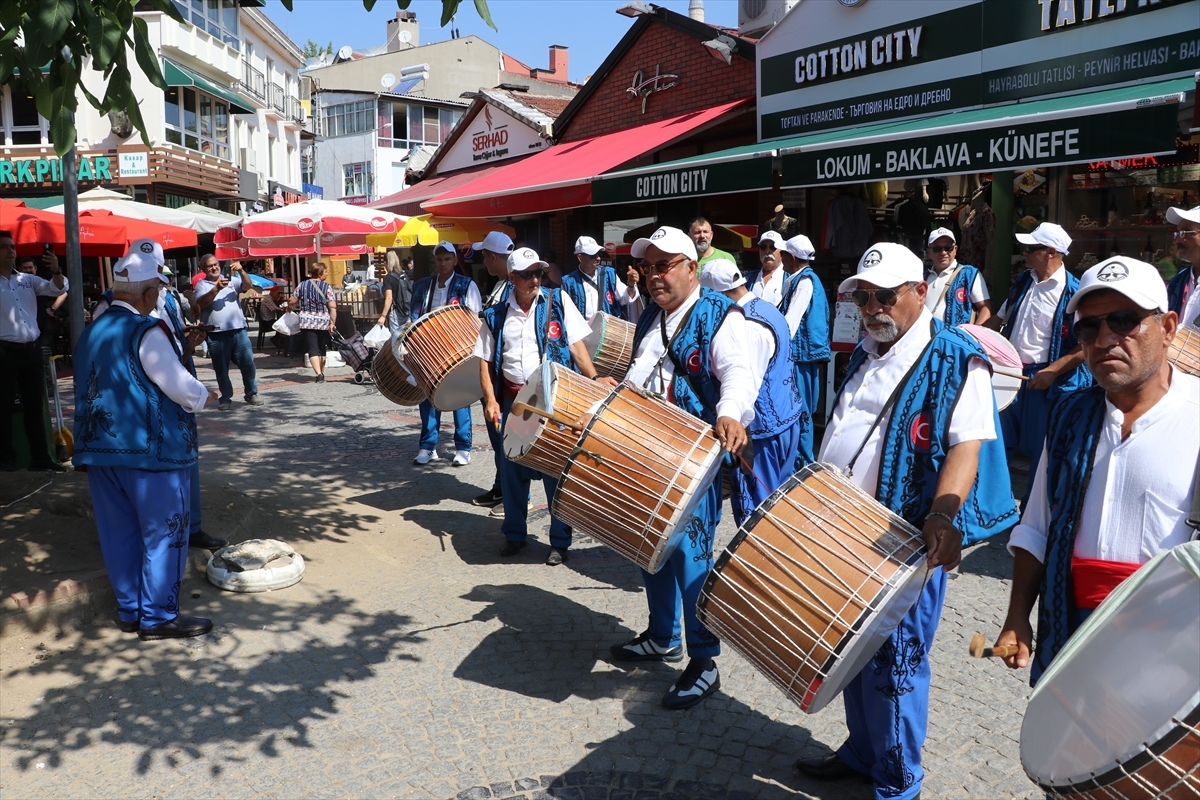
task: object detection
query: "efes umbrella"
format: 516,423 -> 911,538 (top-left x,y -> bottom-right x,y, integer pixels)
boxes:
78,208 -> 198,250
0,198 -> 128,258
366,214 -> 515,248
215,199 -> 403,259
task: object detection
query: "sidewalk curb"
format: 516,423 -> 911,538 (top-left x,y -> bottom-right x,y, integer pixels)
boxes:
0,571 -> 115,638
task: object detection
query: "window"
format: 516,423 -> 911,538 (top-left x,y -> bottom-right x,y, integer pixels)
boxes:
171,0 -> 239,48
164,86 -> 231,160
321,100 -> 375,138
376,101 -> 461,149
343,162 -> 372,198
2,85 -> 47,146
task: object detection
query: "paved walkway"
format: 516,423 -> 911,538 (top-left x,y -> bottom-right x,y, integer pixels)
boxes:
0,351 -> 1041,799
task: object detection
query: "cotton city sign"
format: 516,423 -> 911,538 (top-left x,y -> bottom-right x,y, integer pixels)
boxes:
792,25 -> 923,85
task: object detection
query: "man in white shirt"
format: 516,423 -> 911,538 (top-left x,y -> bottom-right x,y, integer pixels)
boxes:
475,247 -> 609,565
924,227 -> 992,326
0,230 -> 67,472
470,231 -> 516,511
996,256 -> 1198,684
778,233 -> 830,463
559,235 -> 641,322
796,243 -> 1017,799
1166,205 -> 1200,329
608,226 -> 756,712
745,231 -> 788,306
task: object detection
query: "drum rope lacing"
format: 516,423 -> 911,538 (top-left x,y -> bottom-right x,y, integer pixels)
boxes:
1168,325 -> 1200,377
1042,716 -> 1200,798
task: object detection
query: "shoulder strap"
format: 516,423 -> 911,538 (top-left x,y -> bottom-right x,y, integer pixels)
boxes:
932,262 -> 967,317
1188,447 -> 1200,532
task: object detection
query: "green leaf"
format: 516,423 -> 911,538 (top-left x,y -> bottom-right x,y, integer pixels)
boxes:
362,0 -> 377,10
141,0 -> 185,24
49,107 -> 75,158
395,0 -> 413,8
440,0 -> 462,28
473,0 -> 497,31
278,0 -> 293,10
37,0 -> 76,44
34,73 -> 56,120
124,92 -> 151,149
88,10 -> 125,71
131,17 -> 166,90
78,79 -> 104,111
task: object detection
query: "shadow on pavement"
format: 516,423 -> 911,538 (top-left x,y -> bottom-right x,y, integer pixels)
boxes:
958,529 -> 1015,581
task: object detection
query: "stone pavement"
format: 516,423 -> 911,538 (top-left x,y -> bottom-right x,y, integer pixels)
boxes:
0,351 -> 1041,799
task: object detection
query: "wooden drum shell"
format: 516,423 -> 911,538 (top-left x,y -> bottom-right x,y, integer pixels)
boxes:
504,363 -> 611,478
399,305 -> 483,411
1168,326 -> 1200,378
584,313 -> 636,381
372,343 -> 425,406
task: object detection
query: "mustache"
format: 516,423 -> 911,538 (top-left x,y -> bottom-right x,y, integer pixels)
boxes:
863,312 -> 893,325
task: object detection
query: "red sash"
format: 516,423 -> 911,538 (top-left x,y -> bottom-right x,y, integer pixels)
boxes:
501,378 -> 523,401
1072,556 -> 1141,610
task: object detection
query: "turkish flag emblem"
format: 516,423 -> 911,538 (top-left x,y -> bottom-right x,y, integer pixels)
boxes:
955,286 -> 967,304
908,411 -> 933,453
606,290 -> 615,304
450,297 -> 460,305
548,320 -> 562,339
685,348 -> 702,375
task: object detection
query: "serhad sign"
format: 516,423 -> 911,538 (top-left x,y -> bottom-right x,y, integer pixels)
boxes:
757,0 -> 1199,141
436,104 -> 547,174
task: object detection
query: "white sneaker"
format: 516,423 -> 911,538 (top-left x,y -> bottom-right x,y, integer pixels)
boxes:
452,451 -> 471,467
490,497 -> 531,516
413,448 -> 439,465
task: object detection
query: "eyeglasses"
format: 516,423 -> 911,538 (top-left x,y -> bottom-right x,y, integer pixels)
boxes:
1074,309 -> 1156,344
638,255 -> 687,276
759,242 -> 777,251
928,245 -> 955,254
1174,229 -> 1200,240
850,284 -> 912,308
512,269 -> 545,281
1022,245 -> 1049,255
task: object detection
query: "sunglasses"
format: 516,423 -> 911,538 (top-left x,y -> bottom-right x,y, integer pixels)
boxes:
851,284 -> 912,308
1022,245 -> 1049,255
928,245 -> 955,253
1174,229 -> 1200,240
638,255 -> 687,276
513,269 -> 545,281
1074,310 -> 1156,345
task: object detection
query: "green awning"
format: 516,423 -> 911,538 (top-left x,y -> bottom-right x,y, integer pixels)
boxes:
163,60 -> 255,114
10,195 -> 65,209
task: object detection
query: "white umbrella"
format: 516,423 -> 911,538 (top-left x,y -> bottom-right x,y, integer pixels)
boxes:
46,188 -> 220,233
175,203 -> 240,234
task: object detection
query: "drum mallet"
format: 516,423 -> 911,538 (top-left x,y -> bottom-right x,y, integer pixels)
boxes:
510,402 -> 583,431
969,632 -> 1019,659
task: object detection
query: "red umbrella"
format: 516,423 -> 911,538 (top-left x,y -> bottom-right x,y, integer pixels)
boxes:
78,208 -> 198,250
0,198 -> 129,258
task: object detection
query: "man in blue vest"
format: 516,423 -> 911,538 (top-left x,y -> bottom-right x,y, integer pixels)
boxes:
559,236 -> 642,322
410,241 -> 483,466
778,233 -> 829,464
475,247 -> 611,565
698,257 -> 804,526
795,242 -> 1017,800
1166,205 -> 1200,329
73,244 -> 218,640
924,228 -> 991,326
744,231 -> 788,306
470,231 -> 516,511
608,225 -> 758,711
996,256 -> 1198,684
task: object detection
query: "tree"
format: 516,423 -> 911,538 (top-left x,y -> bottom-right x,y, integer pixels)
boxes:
303,40 -> 333,60
0,0 -> 496,158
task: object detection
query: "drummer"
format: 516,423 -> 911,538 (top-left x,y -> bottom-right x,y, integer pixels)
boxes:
743,231 -> 788,305
996,257 -> 1199,683
794,243 -> 1017,799
924,228 -> 992,326
608,225 -> 757,711
475,247 -> 614,565
470,231 -> 516,511
698,258 -> 805,526
410,241 -> 482,467
778,233 -> 829,464
1166,205 -> 1200,329
559,236 -> 642,322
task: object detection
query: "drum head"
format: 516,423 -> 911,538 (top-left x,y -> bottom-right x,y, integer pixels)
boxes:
1021,544 -> 1200,791
642,437 -> 724,574
429,356 -> 484,411
992,370 -> 1021,411
504,365 -> 554,460
583,314 -> 608,359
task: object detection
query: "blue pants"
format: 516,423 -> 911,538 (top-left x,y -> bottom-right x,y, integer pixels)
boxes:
732,421 -> 802,528
418,399 -> 472,452
1000,363 -> 1051,506
497,397 -> 570,547
208,328 -> 258,402
88,465 -> 192,629
188,460 -> 202,535
794,361 -> 823,465
483,404 -> 502,493
837,567 -> 947,800
639,477 -> 722,659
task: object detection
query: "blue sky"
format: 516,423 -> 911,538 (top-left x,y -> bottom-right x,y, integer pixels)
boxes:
264,0 -> 739,84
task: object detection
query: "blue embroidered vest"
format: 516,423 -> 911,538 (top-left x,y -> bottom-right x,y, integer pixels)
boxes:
162,290 -> 195,376
839,320 -> 1019,545
1001,268 -> 1093,396
779,267 -> 832,363
742,296 -> 804,438
481,288 -> 575,394
561,267 -> 626,320
411,272 -> 473,320
632,288 -> 736,424
72,305 -> 198,470
1167,267 -> 1196,320
484,280 -> 514,310
937,264 -> 982,327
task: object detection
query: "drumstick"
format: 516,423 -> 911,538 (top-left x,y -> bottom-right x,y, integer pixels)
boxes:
993,369 -> 1030,381
510,401 -> 583,432
969,632 -> 1018,658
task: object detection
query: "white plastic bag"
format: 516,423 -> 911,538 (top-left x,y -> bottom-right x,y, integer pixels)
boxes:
363,323 -> 390,349
272,311 -> 300,336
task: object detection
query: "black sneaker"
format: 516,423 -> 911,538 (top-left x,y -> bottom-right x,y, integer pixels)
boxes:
662,658 -> 720,710
218,400 -> 232,411
245,394 -> 263,406
499,540 -> 527,557
609,630 -> 683,663
472,488 -> 503,508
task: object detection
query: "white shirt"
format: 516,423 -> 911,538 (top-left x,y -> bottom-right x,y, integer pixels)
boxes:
474,291 -> 590,385
925,261 -> 990,322
781,270 -> 814,337
1009,369 -> 1200,565
1179,267 -> 1200,330
0,270 -> 67,343
997,267 -> 1066,365
573,266 -> 641,319
484,279 -> 510,309
625,287 -> 759,426
109,301 -> 209,413
750,268 -> 786,307
737,294 -> 773,400
819,308 -> 997,494
427,274 -> 482,314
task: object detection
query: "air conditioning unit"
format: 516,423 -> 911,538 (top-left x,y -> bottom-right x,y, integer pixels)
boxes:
240,147 -> 257,172
738,0 -> 797,37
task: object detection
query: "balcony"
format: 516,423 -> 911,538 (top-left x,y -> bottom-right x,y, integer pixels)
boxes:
269,83 -> 286,116
115,141 -> 240,196
240,63 -> 265,102
287,96 -> 303,123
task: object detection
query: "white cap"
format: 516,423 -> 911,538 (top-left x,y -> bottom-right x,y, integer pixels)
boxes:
113,251 -> 169,285
434,240 -> 457,256
784,234 -> 815,262
838,242 -> 924,293
127,238 -> 165,266
758,230 -> 784,249
161,265 -> 174,276
1166,206 -> 1200,226
697,258 -> 745,293
470,231 -> 514,255
507,246 -> 547,273
928,227 -> 955,244
1066,256 -> 1168,315
574,235 -> 604,256
630,226 -> 698,262
1015,222 -> 1071,256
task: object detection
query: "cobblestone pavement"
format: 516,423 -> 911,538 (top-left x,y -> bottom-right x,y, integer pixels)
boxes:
0,351 -> 1041,799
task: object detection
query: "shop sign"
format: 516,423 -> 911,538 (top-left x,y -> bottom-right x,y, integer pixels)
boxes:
591,157 -> 775,206
0,154 -> 114,186
436,104 -> 547,173
119,152 -> 148,179
302,183 -> 324,199
269,181 -> 305,206
627,65 -> 680,114
781,105 -> 1177,187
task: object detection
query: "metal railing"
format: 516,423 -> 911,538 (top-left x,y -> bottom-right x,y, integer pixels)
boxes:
287,96 -> 303,123
269,83 -> 286,115
241,63 -> 265,101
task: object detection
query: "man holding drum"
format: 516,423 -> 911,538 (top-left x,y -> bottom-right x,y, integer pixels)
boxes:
608,225 -> 757,711
1166,205 -> 1200,329
470,231 -> 516,511
778,233 -> 830,464
996,256 -> 1199,682
476,247 -> 612,565
795,242 -> 1018,800
924,227 -> 992,326
410,241 -> 482,466
560,236 -> 642,322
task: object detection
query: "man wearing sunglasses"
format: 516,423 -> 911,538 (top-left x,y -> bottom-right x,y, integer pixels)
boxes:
1166,205 -> 1200,330
560,235 -> 642,322
990,223 -> 1092,489
778,233 -> 830,464
924,228 -> 992,326
796,242 -> 1017,798
995,256 -> 1198,684
608,225 -> 757,712
744,231 -> 788,306
475,247 -> 612,566
470,231 -> 516,512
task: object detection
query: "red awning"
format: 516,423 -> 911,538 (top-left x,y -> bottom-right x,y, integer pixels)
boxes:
423,99 -> 751,218
369,163 -> 511,216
